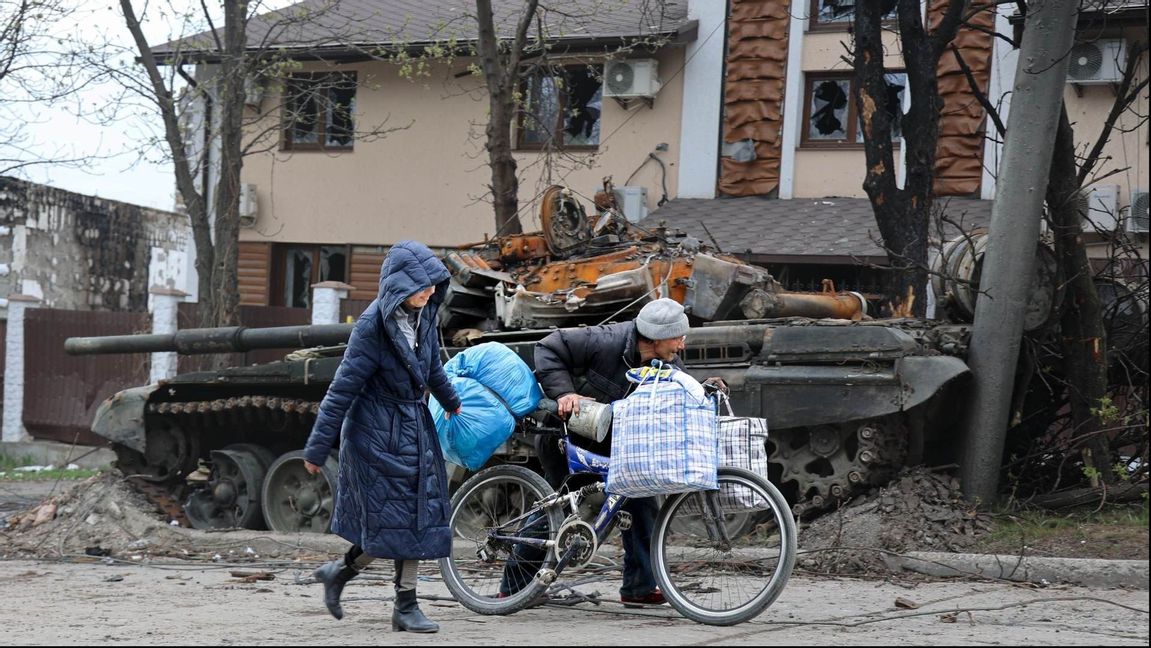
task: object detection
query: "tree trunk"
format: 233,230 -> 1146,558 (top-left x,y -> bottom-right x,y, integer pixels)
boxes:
854,0 -> 955,317
475,0 -> 523,235
119,0 -> 213,323
1047,106 -> 1113,484
199,0 -> 246,330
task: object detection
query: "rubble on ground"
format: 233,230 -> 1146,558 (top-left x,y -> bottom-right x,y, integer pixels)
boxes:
797,466 -> 993,576
0,472 -> 347,563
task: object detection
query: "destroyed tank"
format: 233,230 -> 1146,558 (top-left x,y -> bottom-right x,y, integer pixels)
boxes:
67,183 -> 1051,531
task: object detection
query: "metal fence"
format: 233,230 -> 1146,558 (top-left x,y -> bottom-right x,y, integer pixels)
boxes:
23,308 -> 150,445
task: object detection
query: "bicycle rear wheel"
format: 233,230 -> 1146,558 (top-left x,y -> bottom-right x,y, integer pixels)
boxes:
438,464 -> 563,615
652,467 -> 796,626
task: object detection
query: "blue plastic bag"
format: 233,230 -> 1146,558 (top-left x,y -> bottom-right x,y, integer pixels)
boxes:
430,343 -> 543,470
443,342 -> 542,416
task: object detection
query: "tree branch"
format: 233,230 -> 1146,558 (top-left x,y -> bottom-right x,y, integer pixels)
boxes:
950,44 -> 1005,136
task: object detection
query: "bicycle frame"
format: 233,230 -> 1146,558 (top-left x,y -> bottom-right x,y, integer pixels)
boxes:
482,434 -> 732,579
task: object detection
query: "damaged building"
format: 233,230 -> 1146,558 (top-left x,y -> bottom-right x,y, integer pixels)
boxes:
0,176 -> 191,313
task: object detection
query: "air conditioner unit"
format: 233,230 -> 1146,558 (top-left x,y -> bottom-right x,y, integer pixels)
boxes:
1067,39 -> 1126,84
244,75 -> 266,110
612,186 -> 648,223
1127,189 -> 1149,234
1078,184 -> 1120,232
238,183 -> 258,227
603,59 -> 661,98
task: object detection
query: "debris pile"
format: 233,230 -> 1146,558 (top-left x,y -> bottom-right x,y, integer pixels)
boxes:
797,467 -> 992,575
0,473 -> 184,559
0,473 -> 347,563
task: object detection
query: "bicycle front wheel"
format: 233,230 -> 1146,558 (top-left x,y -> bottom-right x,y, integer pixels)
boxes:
438,464 -> 564,615
652,467 -> 797,626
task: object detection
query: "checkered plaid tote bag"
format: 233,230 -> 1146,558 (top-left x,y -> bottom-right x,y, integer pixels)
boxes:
679,395 -> 773,514
606,364 -> 719,498
712,394 -> 772,511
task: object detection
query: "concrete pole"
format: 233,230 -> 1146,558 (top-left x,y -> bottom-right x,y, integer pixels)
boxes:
311,281 -> 354,325
960,0 -> 1080,505
149,286 -> 188,383
3,294 -> 42,443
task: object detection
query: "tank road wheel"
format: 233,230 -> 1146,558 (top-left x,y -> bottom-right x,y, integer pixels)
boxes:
261,450 -> 338,534
183,444 -> 277,530
769,416 -> 908,516
115,419 -> 200,482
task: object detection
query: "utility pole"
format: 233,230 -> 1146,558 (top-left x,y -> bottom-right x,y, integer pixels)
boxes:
960,0 -> 1080,505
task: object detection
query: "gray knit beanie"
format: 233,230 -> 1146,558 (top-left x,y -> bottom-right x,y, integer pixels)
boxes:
635,298 -> 690,340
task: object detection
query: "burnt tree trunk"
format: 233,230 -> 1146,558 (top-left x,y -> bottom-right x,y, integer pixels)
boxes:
475,0 -> 538,236
854,0 -> 965,316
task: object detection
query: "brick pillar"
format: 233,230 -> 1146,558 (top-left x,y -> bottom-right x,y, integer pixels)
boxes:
311,281 -> 354,325
150,286 -> 188,383
3,294 -> 41,443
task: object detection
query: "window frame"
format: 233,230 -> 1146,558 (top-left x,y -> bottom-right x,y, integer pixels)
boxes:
808,0 -> 897,32
515,64 -> 602,152
270,243 -> 351,307
281,71 -> 358,152
800,71 -> 906,149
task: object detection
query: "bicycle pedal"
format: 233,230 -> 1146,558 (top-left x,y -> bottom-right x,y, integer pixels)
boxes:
617,511 -> 632,531
534,568 -> 557,586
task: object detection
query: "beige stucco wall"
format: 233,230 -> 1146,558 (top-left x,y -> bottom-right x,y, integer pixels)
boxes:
790,30 -> 904,199
239,48 -> 684,247
1062,36 -> 1149,223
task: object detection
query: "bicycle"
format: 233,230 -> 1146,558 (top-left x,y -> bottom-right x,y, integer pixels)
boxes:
438,397 -> 797,626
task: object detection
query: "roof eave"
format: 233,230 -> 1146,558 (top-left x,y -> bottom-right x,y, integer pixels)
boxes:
150,19 -> 698,66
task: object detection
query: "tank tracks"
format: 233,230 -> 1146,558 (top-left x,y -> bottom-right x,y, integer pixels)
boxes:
768,415 -> 908,518
116,396 -> 321,529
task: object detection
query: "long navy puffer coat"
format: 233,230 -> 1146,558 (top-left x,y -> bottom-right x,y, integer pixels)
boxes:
303,241 -> 461,559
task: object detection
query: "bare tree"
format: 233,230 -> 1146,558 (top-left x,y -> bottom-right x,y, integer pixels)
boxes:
952,4 -> 1149,498
84,0 -> 404,329
853,0 -> 967,316
474,0 -> 539,235
0,0 -> 91,175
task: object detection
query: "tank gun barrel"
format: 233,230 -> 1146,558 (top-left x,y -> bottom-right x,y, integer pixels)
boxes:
65,324 -> 355,356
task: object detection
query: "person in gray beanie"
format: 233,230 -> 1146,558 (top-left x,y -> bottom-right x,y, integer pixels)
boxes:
505,297 -> 725,607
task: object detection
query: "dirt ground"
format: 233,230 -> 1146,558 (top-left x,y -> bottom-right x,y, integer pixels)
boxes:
0,469 -> 1147,572
0,471 -> 1147,646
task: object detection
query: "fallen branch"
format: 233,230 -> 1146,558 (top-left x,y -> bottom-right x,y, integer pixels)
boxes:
1028,483 -> 1148,509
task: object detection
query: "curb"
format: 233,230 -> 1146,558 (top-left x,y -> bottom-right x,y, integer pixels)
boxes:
887,551 -> 1150,589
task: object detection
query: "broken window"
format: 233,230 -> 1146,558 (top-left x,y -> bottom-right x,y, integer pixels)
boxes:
273,244 -> 349,308
518,65 -> 602,149
282,72 -> 357,151
810,0 -> 897,29
802,73 -> 906,146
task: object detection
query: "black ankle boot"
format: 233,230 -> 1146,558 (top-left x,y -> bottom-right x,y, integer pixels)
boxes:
314,559 -> 357,620
392,588 -> 439,633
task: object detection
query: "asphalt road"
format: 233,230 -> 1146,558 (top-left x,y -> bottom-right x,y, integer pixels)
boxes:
0,558 -> 1146,645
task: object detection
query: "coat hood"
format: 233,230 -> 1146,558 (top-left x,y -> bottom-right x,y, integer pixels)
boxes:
376,241 -> 451,317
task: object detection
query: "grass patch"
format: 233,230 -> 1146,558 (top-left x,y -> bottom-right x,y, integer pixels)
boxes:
975,500 -> 1150,559
0,451 -> 103,482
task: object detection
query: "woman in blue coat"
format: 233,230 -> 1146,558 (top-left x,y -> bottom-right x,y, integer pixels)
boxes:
303,240 -> 461,633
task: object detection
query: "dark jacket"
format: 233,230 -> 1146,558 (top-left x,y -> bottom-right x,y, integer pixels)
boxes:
534,321 -> 683,455
303,241 -> 460,560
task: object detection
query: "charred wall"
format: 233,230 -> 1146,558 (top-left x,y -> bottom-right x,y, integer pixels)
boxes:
0,176 -> 188,312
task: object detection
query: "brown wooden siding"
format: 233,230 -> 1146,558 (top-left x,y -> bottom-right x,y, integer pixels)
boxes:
719,0 -> 792,197
238,241 -> 271,306
931,1 -> 995,196
23,308 -> 151,445
349,246 -> 387,301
